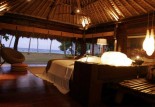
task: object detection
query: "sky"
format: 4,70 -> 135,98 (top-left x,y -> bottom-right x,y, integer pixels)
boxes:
1,34 -> 61,50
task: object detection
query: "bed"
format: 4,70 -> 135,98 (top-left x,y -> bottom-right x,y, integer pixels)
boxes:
43,56 -> 101,94
43,59 -> 75,94
43,53 -> 150,106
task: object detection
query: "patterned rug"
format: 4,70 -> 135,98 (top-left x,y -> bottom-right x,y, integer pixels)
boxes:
28,66 -> 45,74
28,66 -> 70,94
28,66 -> 52,83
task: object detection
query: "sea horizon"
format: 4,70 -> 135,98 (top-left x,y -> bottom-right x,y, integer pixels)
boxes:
18,47 -> 64,54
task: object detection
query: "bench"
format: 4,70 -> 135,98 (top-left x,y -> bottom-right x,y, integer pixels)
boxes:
116,78 -> 155,105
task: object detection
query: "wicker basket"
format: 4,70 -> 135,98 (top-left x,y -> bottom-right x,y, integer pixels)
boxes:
1,47 -> 25,64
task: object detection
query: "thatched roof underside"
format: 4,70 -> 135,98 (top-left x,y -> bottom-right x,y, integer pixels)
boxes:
0,0 -> 155,39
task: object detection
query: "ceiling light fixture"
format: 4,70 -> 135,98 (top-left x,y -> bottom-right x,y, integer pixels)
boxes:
76,8 -> 80,13
81,16 -> 91,30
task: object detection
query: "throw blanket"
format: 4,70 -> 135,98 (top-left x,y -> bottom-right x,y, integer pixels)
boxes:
43,59 -> 75,94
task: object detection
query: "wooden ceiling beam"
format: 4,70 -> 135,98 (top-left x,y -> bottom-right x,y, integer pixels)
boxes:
0,22 -> 82,38
127,26 -> 147,36
0,22 -> 114,39
85,31 -> 114,38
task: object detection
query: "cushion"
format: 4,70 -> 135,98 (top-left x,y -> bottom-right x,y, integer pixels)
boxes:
11,63 -> 28,72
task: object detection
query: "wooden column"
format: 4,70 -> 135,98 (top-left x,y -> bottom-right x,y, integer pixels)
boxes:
91,43 -> 94,55
80,39 -> 86,56
116,23 -> 127,54
80,30 -> 86,56
14,36 -> 19,51
91,34 -> 94,55
75,38 -> 78,56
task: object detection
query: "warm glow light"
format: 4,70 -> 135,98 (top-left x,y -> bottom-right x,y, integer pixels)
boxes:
97,39 -> 107,45
0,3 -> 8,12
0,1 -> 9,16
82,19 -> 85,27
143,29 -> 150,51
136,55 -> 140,59
101,51 -> 132,66
143,29 -> 155,56
81,16 -> 91,29
76,9 -> 80,13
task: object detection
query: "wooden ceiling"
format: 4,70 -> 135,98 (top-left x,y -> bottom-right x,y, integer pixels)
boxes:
0,0 -> 155,39
6,0 -> 155,27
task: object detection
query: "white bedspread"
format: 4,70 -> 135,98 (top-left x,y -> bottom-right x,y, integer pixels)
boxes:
43,60 -> 75,94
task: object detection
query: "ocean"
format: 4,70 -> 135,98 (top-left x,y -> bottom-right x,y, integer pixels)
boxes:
18,48 -> 64,54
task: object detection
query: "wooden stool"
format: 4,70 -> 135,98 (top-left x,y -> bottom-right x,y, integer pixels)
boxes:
11,63 -> 28,72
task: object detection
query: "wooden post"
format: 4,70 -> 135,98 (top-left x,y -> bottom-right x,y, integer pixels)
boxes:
14,26 -> 19,51
0,34 -> 2,64
28,38 -> 31,54
80,39 -> 86,56
9,36 -> 14,47
91,34 -> 94,55
50,39 -> 52,53
63,40 -> 66,56
14,36 -> 19,51
116,23 -> 127,54
37,38 -> 39,53
81,30 -> 86,56
114,23 -> 118,51
75,38 -> 78,56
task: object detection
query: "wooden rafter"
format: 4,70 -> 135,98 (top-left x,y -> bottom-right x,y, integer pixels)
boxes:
142,0 -> 155,10
109,0 -> 125,18
121,0 -> 139,15
95,1 -> 105,22
91,2 -> 100,23
115,0 -> 132,17
129,0 -> 147,13
98,0 -> 108,22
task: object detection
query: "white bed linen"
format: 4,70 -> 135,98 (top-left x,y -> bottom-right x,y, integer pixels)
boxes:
43,60 -> 75,94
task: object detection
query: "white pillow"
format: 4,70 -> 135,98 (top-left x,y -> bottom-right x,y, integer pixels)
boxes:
77,56 -> 101,63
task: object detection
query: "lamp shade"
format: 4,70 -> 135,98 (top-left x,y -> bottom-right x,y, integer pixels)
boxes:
101,51 -> 132,66
97,38 -> 107,45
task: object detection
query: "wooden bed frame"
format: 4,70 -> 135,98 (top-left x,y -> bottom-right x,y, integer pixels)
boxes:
70,61 -> 149,106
